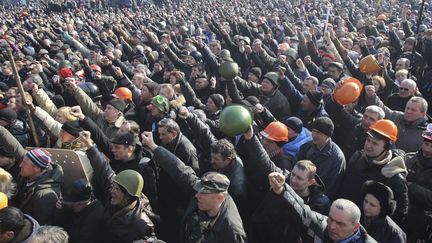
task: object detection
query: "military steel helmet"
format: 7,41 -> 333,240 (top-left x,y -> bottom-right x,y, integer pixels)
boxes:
218,61 -> 239,79
58,60 -> 73,70
113,170 -> 144,197
218,49 -> 231,59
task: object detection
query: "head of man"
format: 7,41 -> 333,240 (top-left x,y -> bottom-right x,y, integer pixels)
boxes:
0,207 -> 27,243
148,95 -> 170,118
395,58 -> 410,71
260,122 -> 289,154
311,117 -> 334,149
110,170 -> 143,207
284,117 -> 303,140
327,62 -> 344,80
0,149 -> 15,171
158,118 -> 180,145
301,91 -> 323,112
61,179 -> 93,213
260,72 -> 279,95
302,76 -> 319,94
206,94 -> 225,114
210,139 -> 236,170
60,120 -> 83,144
103,99 -> 126,123
326,199 -> 361,241
404,97 -> 427,122
289,160 -> 317,195
195,75 -> 209,91
361,106 -> 385,130
20,148 -> 51,179
364,119 -> 397,158
398,79 -> 416,98
194,172 -> 230,216
422,128 -> 432,158
110,133 -> 136,161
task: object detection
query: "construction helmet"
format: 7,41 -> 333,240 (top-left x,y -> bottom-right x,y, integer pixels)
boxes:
369,119 -> 398,142
0,192 -> 8,209
377,14 -> 387,21
113,170 -> 144,198
359,55 -> 381,75
333,77 -> 363,105
114,87 -> 133,101
90,64 -> 102,73
260,122 -> 289,142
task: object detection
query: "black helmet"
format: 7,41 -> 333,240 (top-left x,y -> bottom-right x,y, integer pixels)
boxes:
79,82 -> 102,102
61,178 -> 92,205
190,51 -> 202,62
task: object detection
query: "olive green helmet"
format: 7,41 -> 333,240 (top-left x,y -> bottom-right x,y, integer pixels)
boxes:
218,49 -> 231,59
58,60 -> 73,70
112,170 -> 144,197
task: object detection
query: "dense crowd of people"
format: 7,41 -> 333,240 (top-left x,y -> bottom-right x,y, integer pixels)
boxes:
0,0 -> 432,242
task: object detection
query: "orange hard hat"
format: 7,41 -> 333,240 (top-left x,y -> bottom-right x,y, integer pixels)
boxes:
333,77 -> 363,105
260,122 -> 289,142
114,87 -> 132,101
0,192 -> 8,210
377,14 -> 387,21
90,64 -> 102,73
369,119 -> 398,142
359,55 -> 381,75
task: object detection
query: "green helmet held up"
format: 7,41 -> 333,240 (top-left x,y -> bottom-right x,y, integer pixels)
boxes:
58,60 -> 73,70
113,170 -> 144,197
219,61 -> 239,79
179,25 -> 189,35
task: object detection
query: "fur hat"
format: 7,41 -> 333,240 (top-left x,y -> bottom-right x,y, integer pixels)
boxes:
361,180 -> 396,216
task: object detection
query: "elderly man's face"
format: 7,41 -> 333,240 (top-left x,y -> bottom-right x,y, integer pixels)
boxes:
398,81 -> 416,98
326,204 -> 359,241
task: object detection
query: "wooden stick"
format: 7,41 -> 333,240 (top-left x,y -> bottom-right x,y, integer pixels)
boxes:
7,49 -> 40,147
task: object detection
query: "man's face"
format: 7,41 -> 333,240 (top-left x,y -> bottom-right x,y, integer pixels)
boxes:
111,144 -> 131,161
327,67 -> 342,79
260,79 -> 275,95
395,59 -> 409,71
195,192 -> 220,212
103,105 -> 121,123
110,182 -> 127,206
210,153 -> 231,170
248,73 -> 259,83
301,95 -> 315,112
302,79 -> 316,94
158,127 -> 176,145
404,101 -> 424,122
286,126 -> 298,140
361,111 -> 380,130
422,140 -> 432,158
327,205 -> 358,241
289,166 -> 312,192
364,136 -> 386,157
311,129 -> 328,146
398,82 -> 415,98
19,156 -> 40,177
262,137 -> 278,153
206,98 -> 218,113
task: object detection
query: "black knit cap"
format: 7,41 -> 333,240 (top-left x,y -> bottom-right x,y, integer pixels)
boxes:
209,94 -> 225,109
110,132 -> 136,146
0,108 -> 17,123
285,117 -> 303,133
61,120 -> 83,137
312,117 -> 334,137
306,90 -> 323,107
109,98 -> 127,113
249,67 -> 262,79
361,180 -> 396,216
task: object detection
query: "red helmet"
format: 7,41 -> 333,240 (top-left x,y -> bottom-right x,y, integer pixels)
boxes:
90,64 -> 102,73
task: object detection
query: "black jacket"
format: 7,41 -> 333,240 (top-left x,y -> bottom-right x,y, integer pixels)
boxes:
362,216 -> 406,243
337,150 -> 408,224
153,146 -> 247,243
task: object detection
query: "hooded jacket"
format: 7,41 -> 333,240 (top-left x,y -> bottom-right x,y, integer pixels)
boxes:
10,214 -> 40,243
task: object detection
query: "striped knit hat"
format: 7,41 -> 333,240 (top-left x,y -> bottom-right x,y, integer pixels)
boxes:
26,148 -> 51,169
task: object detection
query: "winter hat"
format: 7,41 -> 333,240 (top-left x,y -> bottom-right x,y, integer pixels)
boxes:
306,90 -> 323,106
321,78 -> 337,91
321,53 -> 336,61
262,72 -> 279,87
312,117 -> 334,137
0,108 -> 17,123
361,180 -> 396,216
61,120 -> 83,137
108,98 -> 127,113
284,117 -> 303,133
249,67 -> 262,79
328,62 -> 344,70
209,94 -> 225,109
26,148 -> 51,169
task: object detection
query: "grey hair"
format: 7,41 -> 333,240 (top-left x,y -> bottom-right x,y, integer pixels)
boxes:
158,118 -> 180,133
332,199 -> 361,225
400,79 -> 417,89
29,226 -> 69,243
365,105 -> 385,120
408,96 -> 428,113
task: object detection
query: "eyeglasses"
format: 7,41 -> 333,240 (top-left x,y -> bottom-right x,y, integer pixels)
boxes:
399,87 -> 410,91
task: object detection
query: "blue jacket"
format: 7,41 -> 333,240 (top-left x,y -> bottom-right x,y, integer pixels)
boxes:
283,128 -> 312,158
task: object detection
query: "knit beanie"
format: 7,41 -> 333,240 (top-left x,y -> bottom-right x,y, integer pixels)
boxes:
109,98 -> 127,113
61,120 -> 83,137
26,148 -> 51,169
284,117 -> 303,133
0,108 -> 17,123
306,90 -> 323,107
312,117 -> 334,137
209,94 -> 225,109
249,67 -> 262,79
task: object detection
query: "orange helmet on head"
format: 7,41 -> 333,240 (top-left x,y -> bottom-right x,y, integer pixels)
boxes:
260,122 -> 289,142
377,14 -> 387,21
114,87 -> 132,101
368,119 -> 398,142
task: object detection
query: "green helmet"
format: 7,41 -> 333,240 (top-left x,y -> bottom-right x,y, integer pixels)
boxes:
179,25 -> 189,35
218,61 -> 239,79
112,170 -> 144,197
58,60 -> 73,70
218,49 -> 231,59
219,105 -> 252,137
